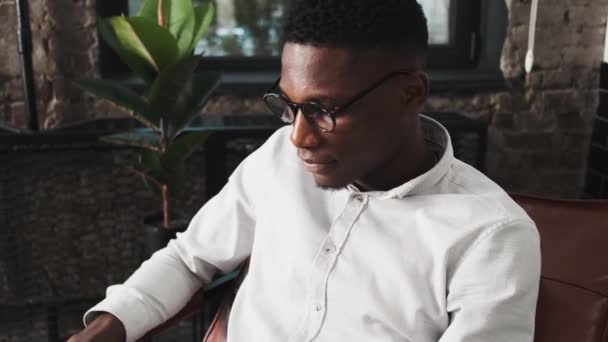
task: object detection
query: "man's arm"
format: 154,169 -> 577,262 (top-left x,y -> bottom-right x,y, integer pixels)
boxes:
439,219 -> 541,342
67,313 -> 126,342
70,155 -> 259,342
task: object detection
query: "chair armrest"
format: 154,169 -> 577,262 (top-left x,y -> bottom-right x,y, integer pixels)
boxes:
137,288 -> 206,341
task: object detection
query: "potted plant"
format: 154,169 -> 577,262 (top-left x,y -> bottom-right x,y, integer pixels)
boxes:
76,0 -> 220,257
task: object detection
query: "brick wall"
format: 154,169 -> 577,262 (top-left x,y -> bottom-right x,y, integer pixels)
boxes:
0,0 -> 23,127
424,0 -> 606,197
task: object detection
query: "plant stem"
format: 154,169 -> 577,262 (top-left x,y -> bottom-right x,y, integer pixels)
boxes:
157,0 -> 165,27
162,184 -> 170,229
126,166 -> 163,189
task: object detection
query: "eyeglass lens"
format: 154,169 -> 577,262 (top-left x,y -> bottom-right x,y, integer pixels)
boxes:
265,95 -> 334,131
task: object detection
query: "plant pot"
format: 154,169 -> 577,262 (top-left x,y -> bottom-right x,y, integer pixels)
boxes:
142,214 -> 189,260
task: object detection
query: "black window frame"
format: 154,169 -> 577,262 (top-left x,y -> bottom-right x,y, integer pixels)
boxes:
1,0 -> 504,135
428,0 -> 482,70
97,0 -> 505,94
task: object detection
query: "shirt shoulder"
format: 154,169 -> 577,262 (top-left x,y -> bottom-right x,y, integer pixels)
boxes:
227,126 -> 303,201
230,126 -> 295,175
425,160 -> 539,278
436,159 -> 534,226
242,126 -> 295,167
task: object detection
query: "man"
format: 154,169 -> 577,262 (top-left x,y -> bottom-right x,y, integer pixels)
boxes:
70,0 -> 541,341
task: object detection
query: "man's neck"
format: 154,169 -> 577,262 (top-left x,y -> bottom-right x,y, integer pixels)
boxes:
355,125 -> 435,192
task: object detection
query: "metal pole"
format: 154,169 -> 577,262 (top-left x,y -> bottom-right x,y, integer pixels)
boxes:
15,0 -> 39,131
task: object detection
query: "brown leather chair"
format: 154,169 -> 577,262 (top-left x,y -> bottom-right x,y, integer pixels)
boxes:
142,194 -> 608,342
512,195 -> 608,342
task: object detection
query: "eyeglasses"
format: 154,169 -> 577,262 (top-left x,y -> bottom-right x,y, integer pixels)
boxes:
263,71 -> 414,132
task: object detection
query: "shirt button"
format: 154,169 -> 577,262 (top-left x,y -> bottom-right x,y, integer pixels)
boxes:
324,242 -> 336,254
314,304 -> 323,312
353,194 -> 363,203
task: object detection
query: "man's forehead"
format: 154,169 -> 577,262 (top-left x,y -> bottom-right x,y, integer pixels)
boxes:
280,43 -> 391,73
280,44 -> 389,94
279,58 -> 354,102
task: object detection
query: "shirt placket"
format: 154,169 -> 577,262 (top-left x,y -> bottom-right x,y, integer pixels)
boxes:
289,192 -> 368,342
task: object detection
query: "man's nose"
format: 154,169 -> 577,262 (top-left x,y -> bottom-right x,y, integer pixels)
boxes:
290,110 -> 321,149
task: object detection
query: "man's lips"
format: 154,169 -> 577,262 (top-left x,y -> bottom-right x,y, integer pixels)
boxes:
301,158 -> 337,174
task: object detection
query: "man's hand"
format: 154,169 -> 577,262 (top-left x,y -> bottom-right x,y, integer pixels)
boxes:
66,312 -> 126,342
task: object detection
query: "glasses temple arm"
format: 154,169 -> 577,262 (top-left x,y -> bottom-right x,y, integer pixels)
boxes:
332,71 -> 412,114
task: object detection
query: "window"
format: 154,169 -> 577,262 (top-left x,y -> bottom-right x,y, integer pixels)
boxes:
99,1 -> 502,91
126,0 -> 462,58
130,0 -> 287,57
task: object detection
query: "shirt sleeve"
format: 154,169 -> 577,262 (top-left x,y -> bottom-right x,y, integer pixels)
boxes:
438,219 -> 541,342
83,153 -> 259,342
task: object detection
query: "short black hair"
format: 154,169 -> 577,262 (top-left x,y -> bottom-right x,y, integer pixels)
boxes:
281,0 -> 429,57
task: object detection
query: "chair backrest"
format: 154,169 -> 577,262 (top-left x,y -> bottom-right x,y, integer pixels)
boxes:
203,195 -> 608,342
512,195 -> 608,342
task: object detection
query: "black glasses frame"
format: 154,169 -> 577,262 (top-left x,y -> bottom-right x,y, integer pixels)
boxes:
263,70 -> 414,132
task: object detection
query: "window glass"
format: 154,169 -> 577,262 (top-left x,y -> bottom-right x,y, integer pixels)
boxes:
128,0 -> 452,56
421,0 -> 451,45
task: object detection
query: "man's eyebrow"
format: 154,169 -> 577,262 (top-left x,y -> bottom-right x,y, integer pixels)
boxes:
276,84 -> 348,105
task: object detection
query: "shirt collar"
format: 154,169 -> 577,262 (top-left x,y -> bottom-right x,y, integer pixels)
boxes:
346,114 -> 454,200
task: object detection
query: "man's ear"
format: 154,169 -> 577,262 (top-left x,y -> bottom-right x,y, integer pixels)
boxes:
403,72 -> 429,107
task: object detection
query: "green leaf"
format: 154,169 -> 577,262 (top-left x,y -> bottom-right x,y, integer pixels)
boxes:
170,71 -> 221,137
174,12 -> 196,58
139,149 -> 164,174
138,0 -> 196,57
98,17 -> 155,83
192,2 -> 214,51
106,16 -> 157,71
161,131 -> 210,171
100,132 -> 160,152
138,0 -> 161,22
104,16 -> 179,74
126,17 -> 180,70
74,79 -> 159,129
147,55 -> 200,124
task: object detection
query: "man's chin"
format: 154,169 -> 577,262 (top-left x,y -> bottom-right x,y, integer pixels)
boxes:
312,174 -> 350,191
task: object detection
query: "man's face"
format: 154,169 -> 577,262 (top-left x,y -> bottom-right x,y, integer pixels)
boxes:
280,43 -> 424,190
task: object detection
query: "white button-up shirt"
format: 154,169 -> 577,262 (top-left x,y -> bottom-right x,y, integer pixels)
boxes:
85,115 -> 541,342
